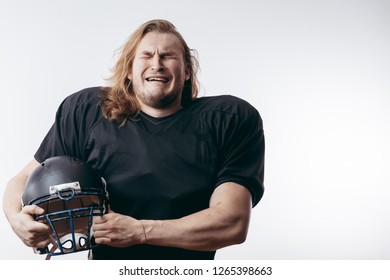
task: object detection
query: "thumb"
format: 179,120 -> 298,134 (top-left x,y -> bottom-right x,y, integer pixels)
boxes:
22,205 -> 45,216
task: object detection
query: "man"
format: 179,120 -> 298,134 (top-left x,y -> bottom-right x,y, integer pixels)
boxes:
3,19 -> 265,259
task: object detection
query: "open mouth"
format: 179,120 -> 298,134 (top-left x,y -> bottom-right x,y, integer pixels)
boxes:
145,77 -> 169,83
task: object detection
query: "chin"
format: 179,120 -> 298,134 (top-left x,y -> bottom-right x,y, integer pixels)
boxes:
154,94 -> 180,109
139,90 -> 180,109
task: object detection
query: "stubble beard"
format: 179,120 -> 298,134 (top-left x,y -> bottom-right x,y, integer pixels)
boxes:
134,86 -> 182,109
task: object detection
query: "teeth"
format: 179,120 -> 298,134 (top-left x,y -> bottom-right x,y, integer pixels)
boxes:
146,77 -> 168,83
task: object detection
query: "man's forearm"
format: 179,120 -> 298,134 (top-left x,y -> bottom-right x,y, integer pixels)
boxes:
3,159 -> 40,222
141,182 -> 252,251
3,175 -> 27,222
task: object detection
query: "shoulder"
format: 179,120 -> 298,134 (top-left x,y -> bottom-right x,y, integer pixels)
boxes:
191,95 -> 262,123
56,86 -> 104,121
61,86 -> 101,106
59,87 -> 102,112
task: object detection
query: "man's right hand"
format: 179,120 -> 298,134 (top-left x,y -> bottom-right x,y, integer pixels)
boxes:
10,205 -> 52,250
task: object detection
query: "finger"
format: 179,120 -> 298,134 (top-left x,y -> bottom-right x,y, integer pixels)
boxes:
92,217 -> 109,233
92,219 -> 111,233
92,228 -> 108,239
33,222 -> 51,233
21,205 -> 45,216
23,231 -> 51,247
33,238 -> 54,254
27,216 -> 51,231
92,228 -> 112,245
93,235 -> 111,245
33,238 -> 52,249
18,218 -> 51,237
92,215 -> 107,225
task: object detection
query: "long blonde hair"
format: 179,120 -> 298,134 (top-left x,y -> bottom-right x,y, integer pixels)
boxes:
100,19 -> 199,125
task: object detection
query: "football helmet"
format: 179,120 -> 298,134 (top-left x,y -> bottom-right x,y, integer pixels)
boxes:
22,156 -> 108,257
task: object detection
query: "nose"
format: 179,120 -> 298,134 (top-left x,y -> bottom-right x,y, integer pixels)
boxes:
150,54 -> 164,71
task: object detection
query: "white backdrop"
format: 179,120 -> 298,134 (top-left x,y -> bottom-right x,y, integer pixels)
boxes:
1,0 -> 389,260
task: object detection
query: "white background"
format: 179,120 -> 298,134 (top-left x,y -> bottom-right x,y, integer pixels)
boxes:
0,0 -> 389,260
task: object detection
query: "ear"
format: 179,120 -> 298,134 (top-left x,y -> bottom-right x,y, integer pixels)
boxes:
185,67 -> 190,81
127,71 -> 132,80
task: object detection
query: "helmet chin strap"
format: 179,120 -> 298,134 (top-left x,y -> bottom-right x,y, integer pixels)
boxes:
45,243 -> 57,260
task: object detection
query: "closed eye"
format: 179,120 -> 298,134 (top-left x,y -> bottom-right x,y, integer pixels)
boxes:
139,51 -> 153,59
137,50 -> 181,61
160,52 -> 180,60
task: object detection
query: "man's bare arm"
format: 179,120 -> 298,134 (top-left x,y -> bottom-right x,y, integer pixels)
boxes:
93,182 -> 252,251
3,159 -> 51,248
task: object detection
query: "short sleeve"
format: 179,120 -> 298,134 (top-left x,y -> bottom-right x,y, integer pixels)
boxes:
34,88 -> 99,163
209,98 -> 265,207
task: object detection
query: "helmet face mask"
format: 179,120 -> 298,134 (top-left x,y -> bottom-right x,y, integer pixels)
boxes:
22,156 -> 108,257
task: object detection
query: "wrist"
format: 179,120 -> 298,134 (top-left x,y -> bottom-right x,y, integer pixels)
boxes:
140,220 -> 147,244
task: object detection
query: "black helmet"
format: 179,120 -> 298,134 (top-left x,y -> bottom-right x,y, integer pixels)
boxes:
22,156 -> 108,257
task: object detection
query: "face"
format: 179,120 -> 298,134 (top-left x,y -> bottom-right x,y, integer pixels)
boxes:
128,32 -> 189,115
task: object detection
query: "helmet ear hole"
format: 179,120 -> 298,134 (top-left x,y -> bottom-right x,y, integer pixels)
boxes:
79,237 -> 87,247
61,240 -> 74,250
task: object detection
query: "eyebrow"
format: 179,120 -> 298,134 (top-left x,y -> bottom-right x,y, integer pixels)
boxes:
139,50 -> 153,56
139,49 -> 179,56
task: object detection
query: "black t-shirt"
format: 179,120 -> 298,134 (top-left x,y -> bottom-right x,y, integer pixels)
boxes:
34,87 -> 265,260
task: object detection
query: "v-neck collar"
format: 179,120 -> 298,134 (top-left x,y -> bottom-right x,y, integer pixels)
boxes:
138,111 -> 179,135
